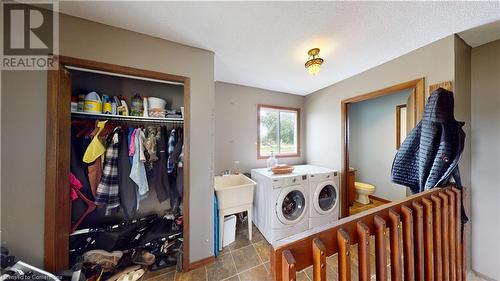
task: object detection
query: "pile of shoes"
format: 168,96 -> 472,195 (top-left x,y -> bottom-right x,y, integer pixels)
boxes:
72,214 -> 183,280
79,249 -> 156,281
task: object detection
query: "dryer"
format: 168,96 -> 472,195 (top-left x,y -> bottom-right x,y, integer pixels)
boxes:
295,165 -> 340,229
251,168 -> 309,244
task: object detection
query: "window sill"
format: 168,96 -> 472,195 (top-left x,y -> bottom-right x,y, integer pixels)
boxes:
257,153 -> 301,160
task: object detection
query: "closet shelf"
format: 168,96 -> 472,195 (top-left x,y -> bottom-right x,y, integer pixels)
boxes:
71,112 -> 184,124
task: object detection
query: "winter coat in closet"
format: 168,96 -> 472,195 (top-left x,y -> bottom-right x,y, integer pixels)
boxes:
118,128 -> 138,218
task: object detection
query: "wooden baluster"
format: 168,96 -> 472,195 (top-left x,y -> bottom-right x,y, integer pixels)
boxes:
421,198 -> 434,281
452,187 -> 462,281
431,195 -> 443,281
357,221 -> 371,281
401,205 -> 415,281
446,189 -> 457,281
313,238 -> 326,281
282,250 -> 297,281
389,210 -> 403,281
338,228 -> 352,281
412,201 -> 424,281
439,192 -> 450,281
374,215 -> 388,281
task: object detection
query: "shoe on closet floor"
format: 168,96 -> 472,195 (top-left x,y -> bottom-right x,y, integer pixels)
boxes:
132,249 -> 155,266
107,266 -> 144,281
82,250 -> 123,270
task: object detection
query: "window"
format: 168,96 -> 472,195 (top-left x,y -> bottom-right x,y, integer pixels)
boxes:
258,105 -> 300,158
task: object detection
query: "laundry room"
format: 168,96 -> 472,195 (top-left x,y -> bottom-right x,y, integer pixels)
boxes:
3,2 -> 500,281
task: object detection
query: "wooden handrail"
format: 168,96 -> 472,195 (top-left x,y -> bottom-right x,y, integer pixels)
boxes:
271,186 -> 465,281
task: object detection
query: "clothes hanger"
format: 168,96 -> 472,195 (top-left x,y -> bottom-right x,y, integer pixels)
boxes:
71,185 -> 97,233
73,120 -> 94,138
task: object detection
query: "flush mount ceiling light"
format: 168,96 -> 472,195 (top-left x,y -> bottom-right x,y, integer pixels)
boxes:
305,48 -> 324,75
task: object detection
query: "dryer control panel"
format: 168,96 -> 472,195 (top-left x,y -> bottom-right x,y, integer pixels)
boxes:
272,174 -> 308,188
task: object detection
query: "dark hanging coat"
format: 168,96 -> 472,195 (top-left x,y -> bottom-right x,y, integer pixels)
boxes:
391,88 -> 465,193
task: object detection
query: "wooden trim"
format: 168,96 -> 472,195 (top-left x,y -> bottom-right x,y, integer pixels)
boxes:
257,104 -> 301,159
45,56 -> 191,272
395,104 -> 407,150
188,255 -> 215,270
59,56 -> 186,83
369,195 -> 391,204
182,78 -> 191,272
341,78 -> 425,104
44,63 -> 72,272
340,102 -> 349,218
341,78 -> 425,217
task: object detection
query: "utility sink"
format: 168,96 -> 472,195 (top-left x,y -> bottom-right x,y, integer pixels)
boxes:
214,174 -> 256,250
215,174 -> 256,210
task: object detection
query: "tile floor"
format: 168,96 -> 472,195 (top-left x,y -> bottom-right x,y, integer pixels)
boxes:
349,197 -> 388,215
143,210 -> 394,281
143,219 -> 273,281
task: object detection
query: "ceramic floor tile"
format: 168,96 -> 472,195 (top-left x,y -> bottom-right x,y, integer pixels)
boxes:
231,245 -> 261,273
327,253 -> 338,272
304,263 -> 338,281
146,271 -> 175,281
218,246 -> 231,257
228,230 -> 252,251
303,265 -> 313,279
174,267 -> 206,281
296,271 -> 310,281
249,226 -> 264,243
238,264 -> 272,281
143,266 -> 176,280
206,253 -> 237,281
263,262 -> 270,273
253,240 -> 271,263
221,275 -> 239,281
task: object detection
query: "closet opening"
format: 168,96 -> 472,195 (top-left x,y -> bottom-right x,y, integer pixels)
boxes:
44,56 -> 191,275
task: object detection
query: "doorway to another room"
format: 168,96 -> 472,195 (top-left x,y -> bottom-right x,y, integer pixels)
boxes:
341,78 -> 425,217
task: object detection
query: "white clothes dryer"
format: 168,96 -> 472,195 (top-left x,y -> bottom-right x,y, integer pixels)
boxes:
294,165 -> 340,229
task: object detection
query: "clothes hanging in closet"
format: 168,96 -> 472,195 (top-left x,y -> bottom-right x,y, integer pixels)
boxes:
153,127 -> 183,212
95,127 -> 121,215
70,120 -> 184,230
118,128 -> 138,218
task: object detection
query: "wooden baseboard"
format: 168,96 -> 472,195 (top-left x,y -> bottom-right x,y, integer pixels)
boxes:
188,256 -> 215,271
369,195 -> 391,203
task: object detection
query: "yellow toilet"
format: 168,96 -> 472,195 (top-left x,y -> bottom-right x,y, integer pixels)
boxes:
354,182 -> 376,205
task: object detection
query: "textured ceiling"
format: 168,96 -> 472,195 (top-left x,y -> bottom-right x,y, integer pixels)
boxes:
60,1 -> 500,95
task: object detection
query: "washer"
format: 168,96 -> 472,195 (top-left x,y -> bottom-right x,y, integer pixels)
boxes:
295,165 -> 340,229
251,168 -> 309,244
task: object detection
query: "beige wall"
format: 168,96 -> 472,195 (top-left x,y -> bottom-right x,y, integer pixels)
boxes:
305,36 -> 456,173
1,13 -> 215,266
215,82 -> 305,173
470,39 -> 500,281
1,71 -> 48,267
453,36 -> 473,274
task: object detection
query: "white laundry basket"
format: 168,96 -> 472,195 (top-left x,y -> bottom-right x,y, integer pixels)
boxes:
222,215 -> 237,247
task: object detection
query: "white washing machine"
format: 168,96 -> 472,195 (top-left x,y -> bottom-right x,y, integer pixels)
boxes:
251,168 -> 310,244
295,165 -> 340,229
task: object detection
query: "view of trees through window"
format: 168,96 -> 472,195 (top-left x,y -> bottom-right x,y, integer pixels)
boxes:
259,106 -> 298,157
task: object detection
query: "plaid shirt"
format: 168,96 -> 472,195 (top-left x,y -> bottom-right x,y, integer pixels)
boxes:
95,131 -> 120,215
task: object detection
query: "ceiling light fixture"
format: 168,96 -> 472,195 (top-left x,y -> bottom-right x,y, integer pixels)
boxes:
305,48 -> 324,75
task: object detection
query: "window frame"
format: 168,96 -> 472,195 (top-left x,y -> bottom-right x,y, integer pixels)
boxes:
257,104 -> 301,159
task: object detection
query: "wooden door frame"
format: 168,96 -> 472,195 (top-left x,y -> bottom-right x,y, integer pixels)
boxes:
44,56 -> 191,272
340,78 -> 425,218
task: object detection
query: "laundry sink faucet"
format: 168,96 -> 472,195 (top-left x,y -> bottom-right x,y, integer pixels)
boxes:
219,170 -> 231,176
